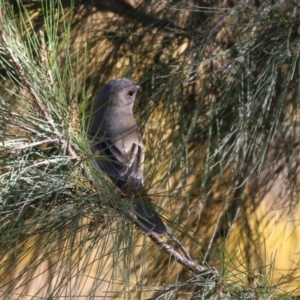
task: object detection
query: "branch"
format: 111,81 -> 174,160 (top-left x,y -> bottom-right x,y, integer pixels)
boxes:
147,231 -> 217,276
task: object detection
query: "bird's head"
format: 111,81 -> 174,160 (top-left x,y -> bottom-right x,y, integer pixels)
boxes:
100,78 -> 140,110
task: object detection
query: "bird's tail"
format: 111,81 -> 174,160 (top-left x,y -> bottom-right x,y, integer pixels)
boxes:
134,198 -> 167,234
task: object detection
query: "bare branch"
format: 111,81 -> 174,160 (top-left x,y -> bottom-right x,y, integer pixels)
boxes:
147,231 -> 214,275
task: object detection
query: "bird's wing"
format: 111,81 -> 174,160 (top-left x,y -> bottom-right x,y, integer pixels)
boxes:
92,136 -> 144,190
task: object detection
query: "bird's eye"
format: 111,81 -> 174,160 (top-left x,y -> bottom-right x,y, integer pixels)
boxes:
128,90 -> 135,97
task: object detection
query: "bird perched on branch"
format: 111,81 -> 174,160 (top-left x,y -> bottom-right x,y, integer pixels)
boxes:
88,78 -> 167,234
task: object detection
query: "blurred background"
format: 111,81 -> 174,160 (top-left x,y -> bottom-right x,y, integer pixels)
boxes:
1,0 -> 300,299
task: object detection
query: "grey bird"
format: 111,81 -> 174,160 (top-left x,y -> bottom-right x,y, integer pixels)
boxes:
88,78 -> 167,234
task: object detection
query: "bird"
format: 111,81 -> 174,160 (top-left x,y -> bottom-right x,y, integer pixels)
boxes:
88,78 -> 167,234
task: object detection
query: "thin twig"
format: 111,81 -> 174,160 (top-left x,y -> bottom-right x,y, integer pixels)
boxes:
147,231 -> 209,275
6,139 -> 60,151
167,232 -> 193,261
0,157 -> 72,180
